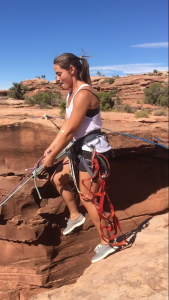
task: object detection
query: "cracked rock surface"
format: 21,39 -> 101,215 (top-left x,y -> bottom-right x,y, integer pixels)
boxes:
31,213 -> 168,300
0,101 -> 168,299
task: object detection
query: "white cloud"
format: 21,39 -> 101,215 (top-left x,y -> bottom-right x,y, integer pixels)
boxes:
131,42 -> 169,48
90,63 -> 168,75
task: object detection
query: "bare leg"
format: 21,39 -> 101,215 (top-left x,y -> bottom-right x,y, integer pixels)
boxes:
79,171 -> 109,245
51,157 -> 79,220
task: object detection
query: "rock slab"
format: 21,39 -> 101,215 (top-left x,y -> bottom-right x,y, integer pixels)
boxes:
31,213 -> 168,300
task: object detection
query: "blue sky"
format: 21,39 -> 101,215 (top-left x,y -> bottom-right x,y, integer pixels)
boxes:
0,0 -> 168,89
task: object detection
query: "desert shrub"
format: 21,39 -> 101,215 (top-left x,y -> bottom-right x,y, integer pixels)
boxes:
33,92 -> 52,106
157,95 -> 169,106
97,92 -> 114,111
59,100 -> 66,111
105,78 -> 114,84
147,73 -> 153,76
59,100 -> 66,117
24,95 -> 36,106
36,75 -> 46,79
124,93 -> 130,96
154,107 -> 167,116
138,89 -> 141,91
123,104 -> 133,113
8,82 -> 28,99
140,108 -> 152,114
25,91 -> 62,108
110,87 -> 117,97
135,110 -> 149,118
112,104 -> 124,112
153,70 -> 163,76
41,81 -> 48,85
153,69 -> 158,75
116,97 -> 122,105
45,104 -> 53,109
144,82 -> 164,105
163,86 -> 169,97
137,99 -> 141,104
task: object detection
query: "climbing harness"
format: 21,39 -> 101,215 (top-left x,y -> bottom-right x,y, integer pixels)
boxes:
64,135 -> 127,246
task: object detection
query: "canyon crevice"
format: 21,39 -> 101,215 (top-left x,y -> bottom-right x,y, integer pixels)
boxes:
0,116 -> 168,300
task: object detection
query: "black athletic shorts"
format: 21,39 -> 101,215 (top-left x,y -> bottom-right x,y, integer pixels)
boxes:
77,149 -> 112,172
72,130 -> 113,172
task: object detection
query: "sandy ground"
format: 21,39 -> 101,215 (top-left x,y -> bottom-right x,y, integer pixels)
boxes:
0,99 -> 168,135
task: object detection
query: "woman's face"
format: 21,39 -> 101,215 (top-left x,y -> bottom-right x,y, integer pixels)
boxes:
54,64 -> 73,89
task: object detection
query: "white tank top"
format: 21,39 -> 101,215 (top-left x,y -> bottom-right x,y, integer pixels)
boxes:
66,84 -> 111,153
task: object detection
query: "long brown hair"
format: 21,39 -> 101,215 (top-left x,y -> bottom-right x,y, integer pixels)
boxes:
53,52 -> 91,84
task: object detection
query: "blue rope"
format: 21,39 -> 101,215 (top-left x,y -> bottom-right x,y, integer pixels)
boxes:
102,128 -> 169,149
29,114 -> 169,150
51,115 -> 169,149
154,137 -> 169,144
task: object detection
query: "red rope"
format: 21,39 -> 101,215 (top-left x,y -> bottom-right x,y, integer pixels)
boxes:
81,151 -> 127,247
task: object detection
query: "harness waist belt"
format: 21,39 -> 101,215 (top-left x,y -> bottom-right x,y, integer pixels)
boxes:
74,129 -> 101,148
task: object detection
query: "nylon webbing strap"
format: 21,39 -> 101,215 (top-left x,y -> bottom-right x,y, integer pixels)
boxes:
78,154 -> 93,177
0,142 -> 74,207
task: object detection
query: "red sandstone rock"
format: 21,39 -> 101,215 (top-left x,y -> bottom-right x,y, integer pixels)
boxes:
10,71 -> 168,106
0,89 -> 8,96
0,100 -> 168,299
31,213 -> 169,300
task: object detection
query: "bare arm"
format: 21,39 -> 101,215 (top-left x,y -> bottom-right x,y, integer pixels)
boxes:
44,114 -> 68,156
43,91 -> 90,167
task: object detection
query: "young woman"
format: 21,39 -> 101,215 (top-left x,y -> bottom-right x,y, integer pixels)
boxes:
43,53 -> 117,263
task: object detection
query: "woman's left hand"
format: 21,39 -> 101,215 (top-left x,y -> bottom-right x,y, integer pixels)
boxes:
43,154 -> 55,169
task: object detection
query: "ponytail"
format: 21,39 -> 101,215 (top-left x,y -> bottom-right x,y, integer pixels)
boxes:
53,52 -> 91,84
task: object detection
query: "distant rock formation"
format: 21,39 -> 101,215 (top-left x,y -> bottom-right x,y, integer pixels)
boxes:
1,71 -> 168,106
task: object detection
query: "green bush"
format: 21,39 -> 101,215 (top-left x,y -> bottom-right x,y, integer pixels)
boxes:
110,87 -> 117,97
112,104 -> 124,112
135,110 -> 149,118
8,82 -> 28,99
24,91 -> 62,108
157,95 -> 169,106
144,82 -> 166,105
154,107 -> 167,116
123,104 -> 133,113
97,92 -> 114,111
59,100 -> 66,117
41,81 -> 48,85
105,78 -> 114,84
153,69 -> 158,75
59,100 -> 66,111
163,86 -> 169,97
116,97 -> 122,105
25,95 -> 36,106
55,91 -> 62,99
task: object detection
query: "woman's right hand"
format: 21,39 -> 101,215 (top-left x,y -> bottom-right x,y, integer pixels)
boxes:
44,147 -> 52,157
